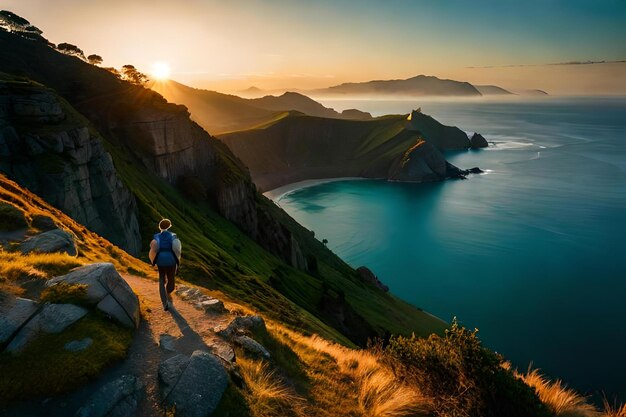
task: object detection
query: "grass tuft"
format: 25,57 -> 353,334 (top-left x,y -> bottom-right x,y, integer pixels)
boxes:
40,282 -> 89,306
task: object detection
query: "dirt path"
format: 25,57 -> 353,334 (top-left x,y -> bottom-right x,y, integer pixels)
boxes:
4,274 -> 235,417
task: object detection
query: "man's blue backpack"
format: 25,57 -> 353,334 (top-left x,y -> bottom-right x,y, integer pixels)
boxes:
153,231 -> 178,267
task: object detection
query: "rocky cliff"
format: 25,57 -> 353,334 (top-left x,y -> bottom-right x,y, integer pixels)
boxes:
0,78 -> 141,254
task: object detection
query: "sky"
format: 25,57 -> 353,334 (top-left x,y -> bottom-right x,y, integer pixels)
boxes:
3,0 -> 626,94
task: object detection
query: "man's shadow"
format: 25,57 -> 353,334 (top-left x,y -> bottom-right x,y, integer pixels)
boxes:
167,304 -> 214,356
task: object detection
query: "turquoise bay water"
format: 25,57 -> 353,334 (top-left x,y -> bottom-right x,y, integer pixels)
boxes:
276,97 -> 626,399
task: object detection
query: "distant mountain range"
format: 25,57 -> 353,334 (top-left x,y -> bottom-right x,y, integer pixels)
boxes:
148,80 -> 372,134
240,75 -> 548,98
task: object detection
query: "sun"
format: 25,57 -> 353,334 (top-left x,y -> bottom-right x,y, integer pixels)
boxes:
150,61 -> 171,81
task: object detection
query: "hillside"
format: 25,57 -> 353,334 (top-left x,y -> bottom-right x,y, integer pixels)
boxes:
0,23 -> 447,348
310,74 -> 482,97
148,80 -> 371,135
219,110 -> 486,192
475,84 -> 515,95
3,174 -> 611,417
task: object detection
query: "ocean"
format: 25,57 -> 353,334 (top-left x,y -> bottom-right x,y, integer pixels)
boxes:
272,97 -> 626,400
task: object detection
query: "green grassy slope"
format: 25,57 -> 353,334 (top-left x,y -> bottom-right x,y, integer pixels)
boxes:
218,113 -> 424,191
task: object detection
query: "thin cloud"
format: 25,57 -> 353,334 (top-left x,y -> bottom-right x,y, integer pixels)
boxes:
466,59 -> 626,69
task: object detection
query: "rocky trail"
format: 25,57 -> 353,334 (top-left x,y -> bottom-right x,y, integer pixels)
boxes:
4,272 -> 239,417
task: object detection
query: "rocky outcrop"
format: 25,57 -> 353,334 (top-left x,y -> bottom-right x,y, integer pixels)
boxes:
20,228 -> 77,255
74,374 -> 144,417
388,141 -> 452,182
470,132 -> 489,149
216,315 -> 267,339
6,303 -> 88,352
159,350 -> 228,417
356,266 -> 389,292
0,81 -> 141,254
407,110 -> 472,150
0,296 -> 38,346
175,284 -> 227,314
47,263 -> 140,327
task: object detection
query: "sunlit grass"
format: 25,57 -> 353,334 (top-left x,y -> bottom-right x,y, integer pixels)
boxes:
237,356 -> 304,417
0,250 -> 83,296
271,326 -> 430,417
509,365 -> 600,417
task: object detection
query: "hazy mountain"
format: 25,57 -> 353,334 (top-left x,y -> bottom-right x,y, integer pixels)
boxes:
149,81 -> 371,134
475,84 -> 515,95
310,74 -> 482,97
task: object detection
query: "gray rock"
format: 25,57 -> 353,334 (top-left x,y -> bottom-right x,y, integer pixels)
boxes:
159,351 -> 228,417
64,337 -> 93,352
31,215 -> 57,231
211,343 -> 236,363
159,334 -> 178,353
0,297 -> 38,345
158,354 -> 190,398
233,335 -> 271,359
7,303 -> 88,352
216,315 -> 266,339
74,374 -> 144,417
48,263 -> 140,328
20,229 -> 77,256
196,297 -> 226,314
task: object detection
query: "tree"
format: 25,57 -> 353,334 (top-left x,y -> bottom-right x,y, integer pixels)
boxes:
57,43 -> 86,60
0,10 -> 43,38
121,65 -> 149,85
87,54 -> 103,66
322,238 -> 328,246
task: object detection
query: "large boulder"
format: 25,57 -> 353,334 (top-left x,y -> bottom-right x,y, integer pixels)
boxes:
159,350 -> 228,417
0,296 -> 38,345
20,229 -> 77,255
74,374 -> 144,417
47,263 -> 139,327
6,303 -> 88,352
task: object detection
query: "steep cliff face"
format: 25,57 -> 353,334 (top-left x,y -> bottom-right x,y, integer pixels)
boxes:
0,79 -> 141,254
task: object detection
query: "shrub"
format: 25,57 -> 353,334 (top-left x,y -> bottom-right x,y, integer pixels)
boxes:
384,319 -> 551,417
0,202 -> 27,231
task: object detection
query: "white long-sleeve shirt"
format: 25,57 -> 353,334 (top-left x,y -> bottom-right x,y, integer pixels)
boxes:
149,233 -> 182,265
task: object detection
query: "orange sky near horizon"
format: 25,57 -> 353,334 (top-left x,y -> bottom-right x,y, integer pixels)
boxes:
3,0 -> 626,95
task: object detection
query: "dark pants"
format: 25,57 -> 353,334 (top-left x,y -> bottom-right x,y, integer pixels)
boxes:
158,265 -> 176,308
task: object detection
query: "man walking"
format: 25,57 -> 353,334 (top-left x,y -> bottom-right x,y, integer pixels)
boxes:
149,219 -> 182,311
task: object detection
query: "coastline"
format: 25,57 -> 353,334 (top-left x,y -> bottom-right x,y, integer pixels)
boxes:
263,177 -> 369,202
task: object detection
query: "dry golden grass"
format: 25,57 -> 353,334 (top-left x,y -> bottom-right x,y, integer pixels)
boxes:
510,365 -> 600,417
0,174 -> 154,278
238,356 -> 304,417
603,400 -> 626,417
277,329 -> 430,417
